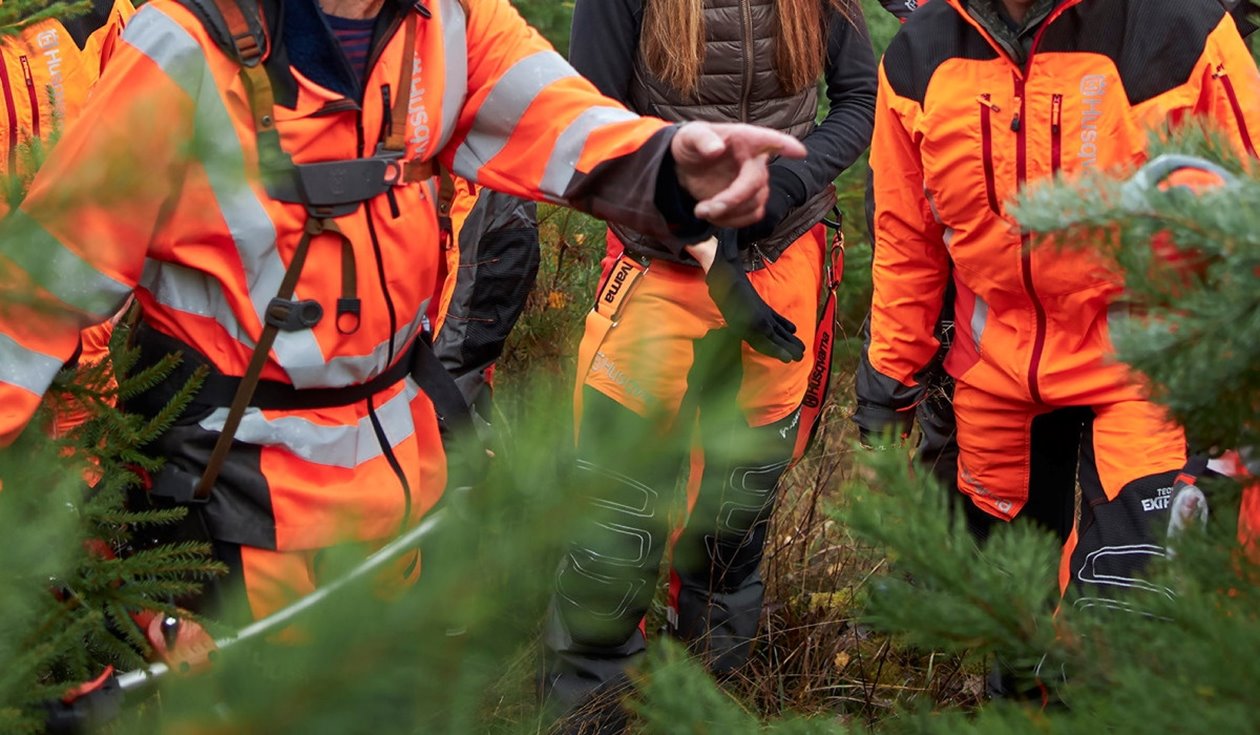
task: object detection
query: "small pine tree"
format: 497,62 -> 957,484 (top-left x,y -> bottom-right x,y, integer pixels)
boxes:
0,322 -> 224,733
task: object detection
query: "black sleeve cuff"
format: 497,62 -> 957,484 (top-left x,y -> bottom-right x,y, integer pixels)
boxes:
654,147 -> 714,249
768,163 -> 808,208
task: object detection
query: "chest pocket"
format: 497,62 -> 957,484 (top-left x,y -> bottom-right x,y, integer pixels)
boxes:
917,80 -> 1018,246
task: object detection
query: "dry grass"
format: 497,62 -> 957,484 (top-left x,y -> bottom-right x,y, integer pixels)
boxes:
728,370 -> 985,725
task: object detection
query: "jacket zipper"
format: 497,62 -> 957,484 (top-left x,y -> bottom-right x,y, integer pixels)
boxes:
362,12 -> 407,105
962,2 -> 1066,406
380,84 -> 402,217
738,0 -> 754,122
1050,93 -> 1063,174
19,56 -> 38,141
0,54 -> 18,172
1213,64 -> 1257,158
1013,74 -> 1047,405
356,29 -> 410,520
978,94 -> 1001,213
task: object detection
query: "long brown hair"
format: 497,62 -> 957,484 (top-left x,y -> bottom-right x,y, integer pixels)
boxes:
640,0 -> 856,98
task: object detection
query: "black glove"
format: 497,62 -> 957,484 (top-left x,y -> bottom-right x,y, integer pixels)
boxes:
737,165 -> 806,246
852,402 -> 913,450
705,229 -> 806,363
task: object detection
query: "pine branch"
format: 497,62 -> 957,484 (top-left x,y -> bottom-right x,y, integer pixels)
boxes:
0,0 -> 90,34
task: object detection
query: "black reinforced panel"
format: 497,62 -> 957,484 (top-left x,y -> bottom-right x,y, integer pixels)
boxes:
882,1 -> 999,105
1038,0 -> 1225,107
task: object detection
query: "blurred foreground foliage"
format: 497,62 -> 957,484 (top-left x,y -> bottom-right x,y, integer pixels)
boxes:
0,322 -> 222,734
2,3 -> 1257,734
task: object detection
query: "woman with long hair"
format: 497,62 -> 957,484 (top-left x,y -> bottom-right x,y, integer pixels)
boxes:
543,0 -> 876,727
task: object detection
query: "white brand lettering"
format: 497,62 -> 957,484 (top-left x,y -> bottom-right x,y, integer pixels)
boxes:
408,56 -> 431,152
1078,74 -> 1107,168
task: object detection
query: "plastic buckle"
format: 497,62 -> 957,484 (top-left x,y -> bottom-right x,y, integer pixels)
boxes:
336,298 -> 361,334
231,32 -> 263,67
439,215 -> 453,250
147,464 -> 212,505
266,297 -> 324,331
372,145 -> 407,187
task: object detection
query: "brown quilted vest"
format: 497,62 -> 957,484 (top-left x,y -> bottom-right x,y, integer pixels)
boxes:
613,0 -> 836,270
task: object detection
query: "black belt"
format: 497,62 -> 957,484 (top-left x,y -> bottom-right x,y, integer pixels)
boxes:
128,323 -> 420,415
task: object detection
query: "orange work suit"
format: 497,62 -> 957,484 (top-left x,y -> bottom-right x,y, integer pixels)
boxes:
861,0 -> 1260,604
0,0 -> 692,619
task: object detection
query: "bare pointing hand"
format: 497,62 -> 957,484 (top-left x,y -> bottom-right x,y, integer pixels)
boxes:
670,122 -> 807,228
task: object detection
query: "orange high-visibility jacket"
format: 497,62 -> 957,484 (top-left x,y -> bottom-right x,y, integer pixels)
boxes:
0,0 -> 136,187
860,0 -> 1260,432
0,0 -> 685,549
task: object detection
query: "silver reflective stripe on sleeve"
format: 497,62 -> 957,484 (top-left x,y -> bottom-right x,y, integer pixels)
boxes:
434,0 -> 467,152
971,293 -> 988,354
0,332 -> 64,395
539,106 -> 641,202
140,260 -> 254,347
451,50 -> 577,178
2,210 -> 132,319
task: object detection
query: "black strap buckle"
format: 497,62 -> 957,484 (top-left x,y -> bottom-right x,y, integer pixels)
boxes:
336,298 -> 361,334
265,298 -> 323,331
438,214 -> 453,250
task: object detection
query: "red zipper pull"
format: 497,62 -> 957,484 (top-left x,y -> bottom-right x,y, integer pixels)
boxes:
977,93 -> 1002,112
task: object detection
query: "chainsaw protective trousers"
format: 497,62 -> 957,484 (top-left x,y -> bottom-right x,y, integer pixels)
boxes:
541,229 -> 822,718
543,382 -> 796,716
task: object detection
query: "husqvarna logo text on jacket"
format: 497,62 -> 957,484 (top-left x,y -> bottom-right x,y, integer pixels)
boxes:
1079,74 -> 1107,168
409,57 -> 431,152
36,30 -> 66,114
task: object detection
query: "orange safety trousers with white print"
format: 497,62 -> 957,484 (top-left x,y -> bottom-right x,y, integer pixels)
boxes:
577,226 -> 825,430
547,225 -> 827,702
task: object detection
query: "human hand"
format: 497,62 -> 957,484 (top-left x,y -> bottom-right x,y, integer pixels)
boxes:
670,122 -> 806,228
700,230 -> 805,363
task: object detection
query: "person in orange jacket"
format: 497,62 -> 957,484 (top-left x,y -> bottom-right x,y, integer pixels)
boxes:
0,0 -> 807,625
858,0 -> 1260,615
